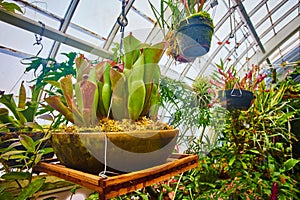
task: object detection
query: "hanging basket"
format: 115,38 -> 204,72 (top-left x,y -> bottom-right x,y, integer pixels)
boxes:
218,89 -> 254,111
51,129 -> 178,174
175,15 -> 214,58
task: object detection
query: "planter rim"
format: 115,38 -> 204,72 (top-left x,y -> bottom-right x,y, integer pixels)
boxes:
177,15 -> 214,30
51,129 -> 178,135
219,89 -> 254,94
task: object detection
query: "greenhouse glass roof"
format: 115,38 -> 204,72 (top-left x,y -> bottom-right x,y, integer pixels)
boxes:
0,0 -> 299,93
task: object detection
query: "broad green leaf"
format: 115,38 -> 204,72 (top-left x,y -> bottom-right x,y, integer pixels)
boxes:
0,108 -> 15,125
38,147 -> 53,155
0,94 -> 19,120
143,42 -> 165,65
34,153 -> 43,165
249,149 -> 260,154
18,81 -> 26,109
101,63 -> 112,115
0,191 -> 14,200
37,114 -> 53,121
123,33 -> 141,70
284,158 -> 299,171
1,172 -> 31,180
45,96 -> 74,123
80,78 -> 98,127
35,134 -> 51,144
70,185 -> 79,194
75,54 -> 91,81
110,69 -> 128,120
9,154 -> 28,160
44,80 -> 61,89
24,122 -> 43,130
229,155 -> 236,166
0,185 -> 6,193
19,134 -> 35,152
0,150 -> 26,159
16,178 -> 45,200
8,141 -> 22,149
1,2 -> 23,13
241,161 -> 248,169
60,75 -> 74,109
19,101 -> 39,122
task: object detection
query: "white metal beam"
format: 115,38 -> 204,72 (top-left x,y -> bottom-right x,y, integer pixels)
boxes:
0,9 -> 114,59
246,14 -> 300,66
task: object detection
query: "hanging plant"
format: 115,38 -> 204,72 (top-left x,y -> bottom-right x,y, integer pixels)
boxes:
210,60 -> 267,111
149,0 -> 215,62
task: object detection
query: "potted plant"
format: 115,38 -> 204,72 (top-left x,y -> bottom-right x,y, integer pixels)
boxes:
44,33 -> 179,174
149,0 -> 214,61
0,82 -> 55,167
0,52 -> 78,166
211,60 -> 267,111
0,82 -> 54,200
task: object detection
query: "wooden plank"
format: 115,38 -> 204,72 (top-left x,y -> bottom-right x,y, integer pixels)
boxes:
103,155 -> 198,199
104,154 -> 196,186
34,162 -> 104,193
34,154 -> 198,200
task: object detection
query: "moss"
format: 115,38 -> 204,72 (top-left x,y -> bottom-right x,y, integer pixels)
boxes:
188,11 -> 214,25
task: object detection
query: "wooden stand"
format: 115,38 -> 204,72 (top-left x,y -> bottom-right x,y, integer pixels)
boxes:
34,154 -> 198,200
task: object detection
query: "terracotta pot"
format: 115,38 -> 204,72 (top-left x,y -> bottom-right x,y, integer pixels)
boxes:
51,129 -> 178,174
218,89 -> 254,111
175,15 -> 214,58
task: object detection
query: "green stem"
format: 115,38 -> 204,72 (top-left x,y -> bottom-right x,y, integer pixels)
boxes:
172,172 -> 184,200
198,125 -> 206,144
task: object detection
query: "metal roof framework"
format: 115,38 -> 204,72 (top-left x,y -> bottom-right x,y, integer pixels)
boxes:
0,0 -> 299,91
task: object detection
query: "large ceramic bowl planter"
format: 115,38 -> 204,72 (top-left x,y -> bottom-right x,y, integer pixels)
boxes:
218,89 -> 254,111
51,129 -> 178,174
175,14 -> 214,58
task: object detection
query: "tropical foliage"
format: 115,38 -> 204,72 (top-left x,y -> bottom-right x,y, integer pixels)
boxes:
44,33 -> 165,127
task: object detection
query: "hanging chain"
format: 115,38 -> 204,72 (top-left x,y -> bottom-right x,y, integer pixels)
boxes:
228,0 -> 234,39
98,0 -> 128,178
117,0 -> 128,54
33,21 -> 45,56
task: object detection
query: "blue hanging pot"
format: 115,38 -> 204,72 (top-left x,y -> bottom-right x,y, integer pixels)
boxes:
175,14 -> 214,58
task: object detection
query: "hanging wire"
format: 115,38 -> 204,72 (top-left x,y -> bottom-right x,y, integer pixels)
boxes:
11,22 -> 45,93
98,0 -> 129,178
228,0 -> 234,39
98,133 -> 108,178
210,0 -> 218,19
20,20 -> 45,62
33,21 -> 45,57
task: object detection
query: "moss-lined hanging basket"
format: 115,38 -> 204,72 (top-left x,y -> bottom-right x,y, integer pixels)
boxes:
175,14 -> 214,58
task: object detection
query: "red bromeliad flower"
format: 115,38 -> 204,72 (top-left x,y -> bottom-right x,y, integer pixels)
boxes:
270,182 -> 279,200
213,61 -> 267,92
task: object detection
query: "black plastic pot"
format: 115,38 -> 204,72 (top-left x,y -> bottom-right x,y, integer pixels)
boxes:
175,15 -> 214,58
218,89 -> 254,111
